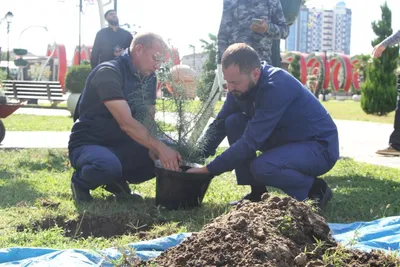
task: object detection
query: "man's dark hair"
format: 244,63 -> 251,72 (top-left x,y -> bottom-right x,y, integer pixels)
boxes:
221,43 -> 261,74
130,32 -> 167,50
104,9 -> 115,18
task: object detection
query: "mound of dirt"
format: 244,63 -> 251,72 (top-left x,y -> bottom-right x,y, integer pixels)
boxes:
139,193 -> 399,267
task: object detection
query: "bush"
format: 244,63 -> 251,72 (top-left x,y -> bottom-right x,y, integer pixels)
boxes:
196,70 -> 215,102
65,63 -> 92,94
288,54 -> 301,82
361,2 -> 398,116
361,62 -> 397,115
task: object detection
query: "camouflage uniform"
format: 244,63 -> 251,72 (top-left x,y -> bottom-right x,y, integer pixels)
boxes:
381,30 -> 400,48
217,0 -> 289,65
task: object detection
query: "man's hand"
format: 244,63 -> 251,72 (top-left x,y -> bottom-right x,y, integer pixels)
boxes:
250,19 -> 268,34
148,149 -> 158,161
186,166 -> 209,174
372,44 -> 386,58
156,143 -> 182,171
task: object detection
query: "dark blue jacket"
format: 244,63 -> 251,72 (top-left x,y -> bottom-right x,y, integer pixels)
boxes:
205,62 -> 339,175
68,49 -> 156,151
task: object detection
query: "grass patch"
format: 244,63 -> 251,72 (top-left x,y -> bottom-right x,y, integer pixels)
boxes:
322,100 -> 395,124
0,148 -> 400,250
2,115 -> 176,132
155,99 -> 223,114
3,100 -> 394,132
2,115 -> 74,131
156,99 -> 395,124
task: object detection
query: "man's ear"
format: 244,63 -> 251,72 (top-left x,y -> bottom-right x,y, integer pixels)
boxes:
134,44 -> 143,56
251,68 -> 261,81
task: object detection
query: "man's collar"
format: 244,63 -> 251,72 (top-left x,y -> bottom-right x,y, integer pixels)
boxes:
120,48 -> 136,75
120,48 -> 156,80
250,62 -> 267,95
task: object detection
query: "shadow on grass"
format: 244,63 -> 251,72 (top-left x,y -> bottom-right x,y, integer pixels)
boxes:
323,173 -> 400,224
17,150 -> 69,173
0,179 -> 44,208
0,169 -> 16,180
35,195 -> 230,240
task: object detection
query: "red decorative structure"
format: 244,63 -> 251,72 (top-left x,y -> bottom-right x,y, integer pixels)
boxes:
284,52 -> 308,85
283,51 -> 361,93
328,53 -> 353,92
46,44 -> 67,93
157,47 -> 181,96
350,57 -> 361,90
166,47 -> 181,66
306,52 -> 331,90
72,45 -> 92,65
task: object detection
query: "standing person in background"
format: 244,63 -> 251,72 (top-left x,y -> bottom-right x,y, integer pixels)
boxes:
216,0 -> 289,66
373,29 -> 400,156
90,9 -> 133,69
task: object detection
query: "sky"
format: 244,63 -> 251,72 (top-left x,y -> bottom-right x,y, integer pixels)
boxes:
0,0 -> 399,62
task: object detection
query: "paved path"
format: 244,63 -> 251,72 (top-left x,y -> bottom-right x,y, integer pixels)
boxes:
2,108 -> 399,169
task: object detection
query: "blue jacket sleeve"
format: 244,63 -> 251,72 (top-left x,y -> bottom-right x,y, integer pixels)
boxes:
199,92 -> 241,158
206,71 -> 296,175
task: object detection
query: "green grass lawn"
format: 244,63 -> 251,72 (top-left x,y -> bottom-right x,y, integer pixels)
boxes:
156,99 -> 395,124
2,115 -> 74,131
322,100 -> 395,124
1,100 -> 395,132
0,148 -> 399,251
2,115 -> 176,132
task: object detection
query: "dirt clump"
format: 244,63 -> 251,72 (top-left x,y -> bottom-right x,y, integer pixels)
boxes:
139,193 -> 400,267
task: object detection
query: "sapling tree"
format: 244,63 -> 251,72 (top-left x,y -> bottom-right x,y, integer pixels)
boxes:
131,48 -> 214,165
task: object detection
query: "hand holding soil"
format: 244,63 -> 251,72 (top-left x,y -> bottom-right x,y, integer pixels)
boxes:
156,143 -> 182,171
186,167 -> 209,174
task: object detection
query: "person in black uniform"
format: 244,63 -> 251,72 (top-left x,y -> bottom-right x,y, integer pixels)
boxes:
90,9 -> 133,69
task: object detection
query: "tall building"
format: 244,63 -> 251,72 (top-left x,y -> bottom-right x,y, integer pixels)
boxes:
333,2 -> 352,54
285,1 -> 352,55
286,6 -> 310,52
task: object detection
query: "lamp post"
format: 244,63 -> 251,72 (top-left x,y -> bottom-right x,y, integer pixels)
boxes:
78,0 -> 83,65
5,11 -> 14,79
323,50 -> 327,101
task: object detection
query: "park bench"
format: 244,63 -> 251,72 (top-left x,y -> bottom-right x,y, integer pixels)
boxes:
1,80 -> 67,106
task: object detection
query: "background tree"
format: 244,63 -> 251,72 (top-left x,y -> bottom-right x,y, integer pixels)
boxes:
361,2 -> 399,116
354,54 -> 371,83
196,33 -> 217,102
288,54 -> 301,82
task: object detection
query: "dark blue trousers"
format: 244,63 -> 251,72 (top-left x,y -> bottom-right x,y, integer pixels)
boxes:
69,141 -> 155,190
225,113 -> 336,200
389,90 -> 400,150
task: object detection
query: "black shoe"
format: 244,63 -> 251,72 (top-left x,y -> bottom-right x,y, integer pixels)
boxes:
71,182 -> 93,202
104,180 -> 143,202
229,186 -> 267,206
308,178 -> 333,211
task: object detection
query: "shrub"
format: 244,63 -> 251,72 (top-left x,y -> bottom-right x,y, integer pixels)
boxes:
65,63 -> 92,94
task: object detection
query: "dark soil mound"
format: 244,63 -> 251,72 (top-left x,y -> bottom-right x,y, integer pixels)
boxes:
138,194 -> 399,266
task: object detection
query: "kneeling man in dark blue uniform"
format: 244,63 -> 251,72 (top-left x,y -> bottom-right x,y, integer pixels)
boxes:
68,32 -> 181,202
188,43 -> 339,210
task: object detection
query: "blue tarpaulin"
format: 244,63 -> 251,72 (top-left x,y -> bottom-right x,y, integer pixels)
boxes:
1,217 -> 400,266
329,216 -> 400,253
